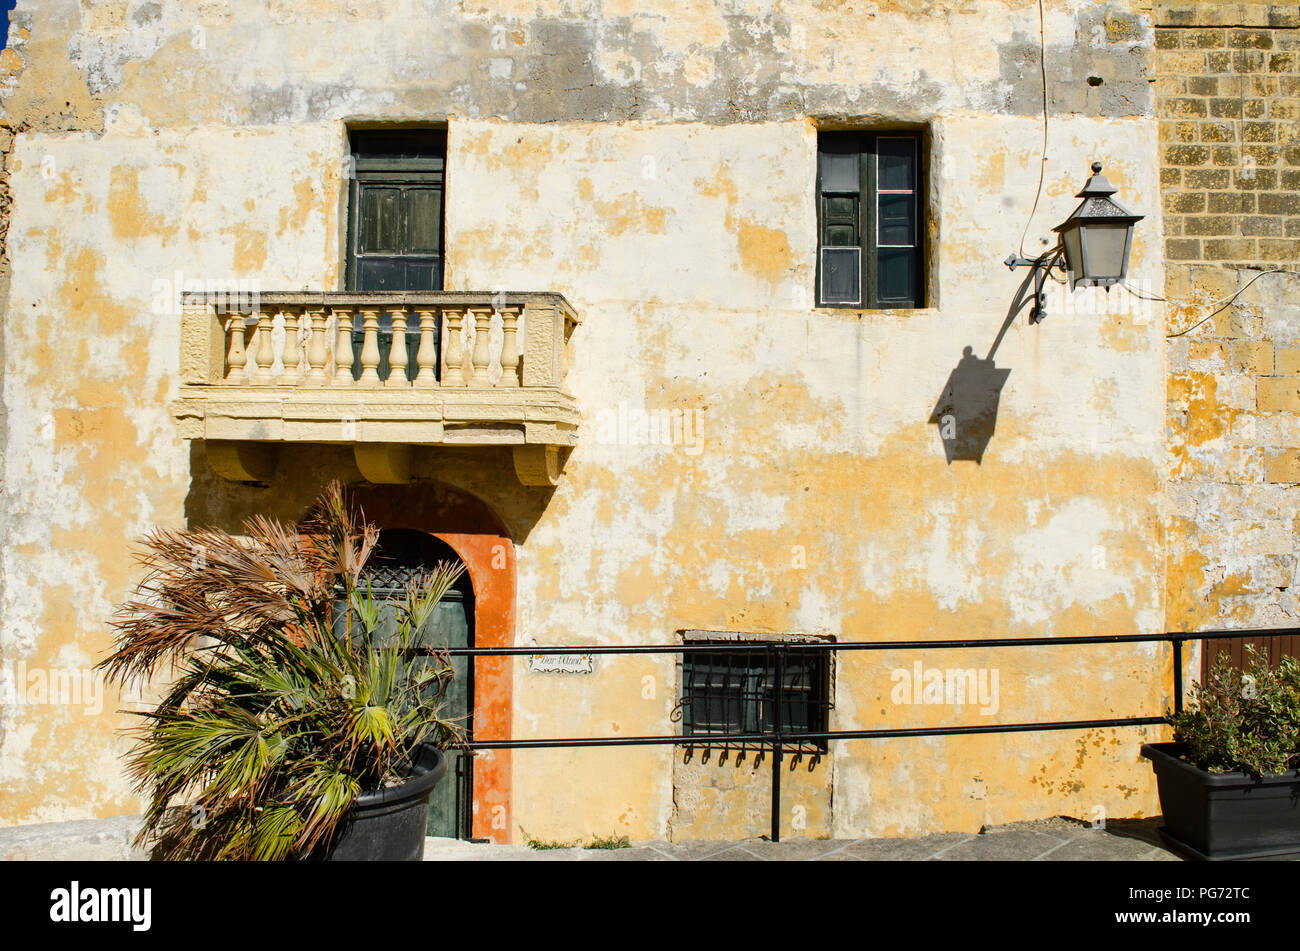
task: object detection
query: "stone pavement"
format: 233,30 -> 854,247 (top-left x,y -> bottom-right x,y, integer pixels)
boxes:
422,816 -> 1182,861
0,813 -> 1181,861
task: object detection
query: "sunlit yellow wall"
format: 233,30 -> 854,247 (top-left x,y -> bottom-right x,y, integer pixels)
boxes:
0,0 -> 1172,839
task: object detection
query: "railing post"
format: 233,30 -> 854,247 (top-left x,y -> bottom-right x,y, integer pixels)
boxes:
499,306 -> 521,387
305,309 -> 328,384
388,307 -> 410,387
253,307 -> 276,384
1173,638 -> 1185,716
443,308 -> 465,385
358,308 -> 382,386
770,643 -> 784,843
469,306 -> 494,385
223,313 -> 248,383
282,308 -> 302,383
332,308 -> 354,385
415,309 -> 437,387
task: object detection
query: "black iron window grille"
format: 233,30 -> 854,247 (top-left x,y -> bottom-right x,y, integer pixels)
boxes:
677,640 -> 831,757
423,628 -> 1293,842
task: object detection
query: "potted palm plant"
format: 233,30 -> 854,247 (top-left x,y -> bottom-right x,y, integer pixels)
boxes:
99,482 -> 465,861
1142,645 -> 1300,861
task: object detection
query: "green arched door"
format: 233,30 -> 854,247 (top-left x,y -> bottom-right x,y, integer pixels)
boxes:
422,585 -> 472,838
343,529 -> 474,839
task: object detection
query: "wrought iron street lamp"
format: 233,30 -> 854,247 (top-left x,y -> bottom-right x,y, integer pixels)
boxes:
1054,162 -> 1144,290
1004,161 -> 1144,323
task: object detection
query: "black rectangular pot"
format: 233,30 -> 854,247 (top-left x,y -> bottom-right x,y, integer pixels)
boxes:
1142,742 -> 1300,861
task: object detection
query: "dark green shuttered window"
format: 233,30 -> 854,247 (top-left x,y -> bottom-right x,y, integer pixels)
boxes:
346,130 -> 446,292
816,131 -> 924,309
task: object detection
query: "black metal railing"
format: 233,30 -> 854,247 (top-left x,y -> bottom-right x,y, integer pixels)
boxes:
429,627 -> 1298,842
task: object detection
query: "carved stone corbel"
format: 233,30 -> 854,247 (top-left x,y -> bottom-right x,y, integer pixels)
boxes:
354,443 -> 413,484
206,441 -> 278,482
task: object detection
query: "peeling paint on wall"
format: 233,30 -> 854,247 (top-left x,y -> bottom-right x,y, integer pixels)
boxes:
0,0 -> 1175,840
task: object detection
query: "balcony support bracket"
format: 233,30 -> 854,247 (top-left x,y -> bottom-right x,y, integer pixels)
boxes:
354,443 -> 412,485
513,444 -> 562,486
206,441 -> 278,483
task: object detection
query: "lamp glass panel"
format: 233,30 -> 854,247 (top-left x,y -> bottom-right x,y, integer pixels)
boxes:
1060,225 -> 1083,289
1080,221 -> 1130,281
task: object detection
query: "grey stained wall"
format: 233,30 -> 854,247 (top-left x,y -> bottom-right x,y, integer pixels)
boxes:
0,1 -> 1155,132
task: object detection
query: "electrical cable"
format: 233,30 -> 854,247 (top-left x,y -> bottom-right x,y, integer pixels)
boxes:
1118,268 -> 1300,338
1017,0 -> 1049,261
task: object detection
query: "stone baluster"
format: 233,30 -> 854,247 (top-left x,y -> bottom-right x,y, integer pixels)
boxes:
305,309 -> 328,384
332,308 -> 354,385
443,308 -> 465,386
358,308 -> 382,386
225,314 -> 249,383
253,307 -> 276,384
387,308 -> 409,387
415,309 -> 437,387
469,306 -> 493,386
499,306 -> 521,387
281,308 -> 302,383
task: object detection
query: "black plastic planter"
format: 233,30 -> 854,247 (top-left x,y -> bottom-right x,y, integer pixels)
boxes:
1141,742 -> 1300,861
323,745 -> 448,861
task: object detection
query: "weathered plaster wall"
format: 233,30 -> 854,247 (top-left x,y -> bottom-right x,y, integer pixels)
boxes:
0,0 -> 1168,840
451,113 -> 1169,839
1157,2 -> 1300,639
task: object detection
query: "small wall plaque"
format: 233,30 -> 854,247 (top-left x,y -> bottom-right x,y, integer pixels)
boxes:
529,653 -> 594,674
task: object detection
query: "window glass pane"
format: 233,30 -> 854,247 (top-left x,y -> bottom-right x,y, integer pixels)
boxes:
352,130 -> 446,160
358,186 -> 401,253
820,149 -> 860,194
403,259 -> 439,292
356,257 -> 403,292
877,247 -> 916,304
405,187 -> 442,254
877,137 -> 916,191
821,247 -> 861,305
877,193 -> 915,246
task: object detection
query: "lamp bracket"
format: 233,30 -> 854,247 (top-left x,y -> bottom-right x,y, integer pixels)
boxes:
1003,248 -> 1065,325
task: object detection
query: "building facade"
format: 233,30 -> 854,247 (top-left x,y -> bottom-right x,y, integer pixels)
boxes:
0,0 -> 1295,845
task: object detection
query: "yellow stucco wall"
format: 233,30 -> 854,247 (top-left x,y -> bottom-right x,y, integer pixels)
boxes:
0,0 -> 1174,840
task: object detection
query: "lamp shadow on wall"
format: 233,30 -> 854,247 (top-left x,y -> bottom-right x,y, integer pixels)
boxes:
928,263 -> 1040,464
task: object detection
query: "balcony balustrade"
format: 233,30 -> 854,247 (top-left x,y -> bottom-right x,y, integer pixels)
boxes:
172,291 -> 580,485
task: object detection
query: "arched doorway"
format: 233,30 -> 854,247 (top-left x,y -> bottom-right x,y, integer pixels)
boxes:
362,529 -> 476,839
347,482 -> 515,843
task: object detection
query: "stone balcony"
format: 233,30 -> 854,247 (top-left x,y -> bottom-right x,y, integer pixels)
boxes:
172,291 -> 580,485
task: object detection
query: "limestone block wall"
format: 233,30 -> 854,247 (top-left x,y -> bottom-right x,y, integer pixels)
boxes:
1157,2 -> 1300,636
